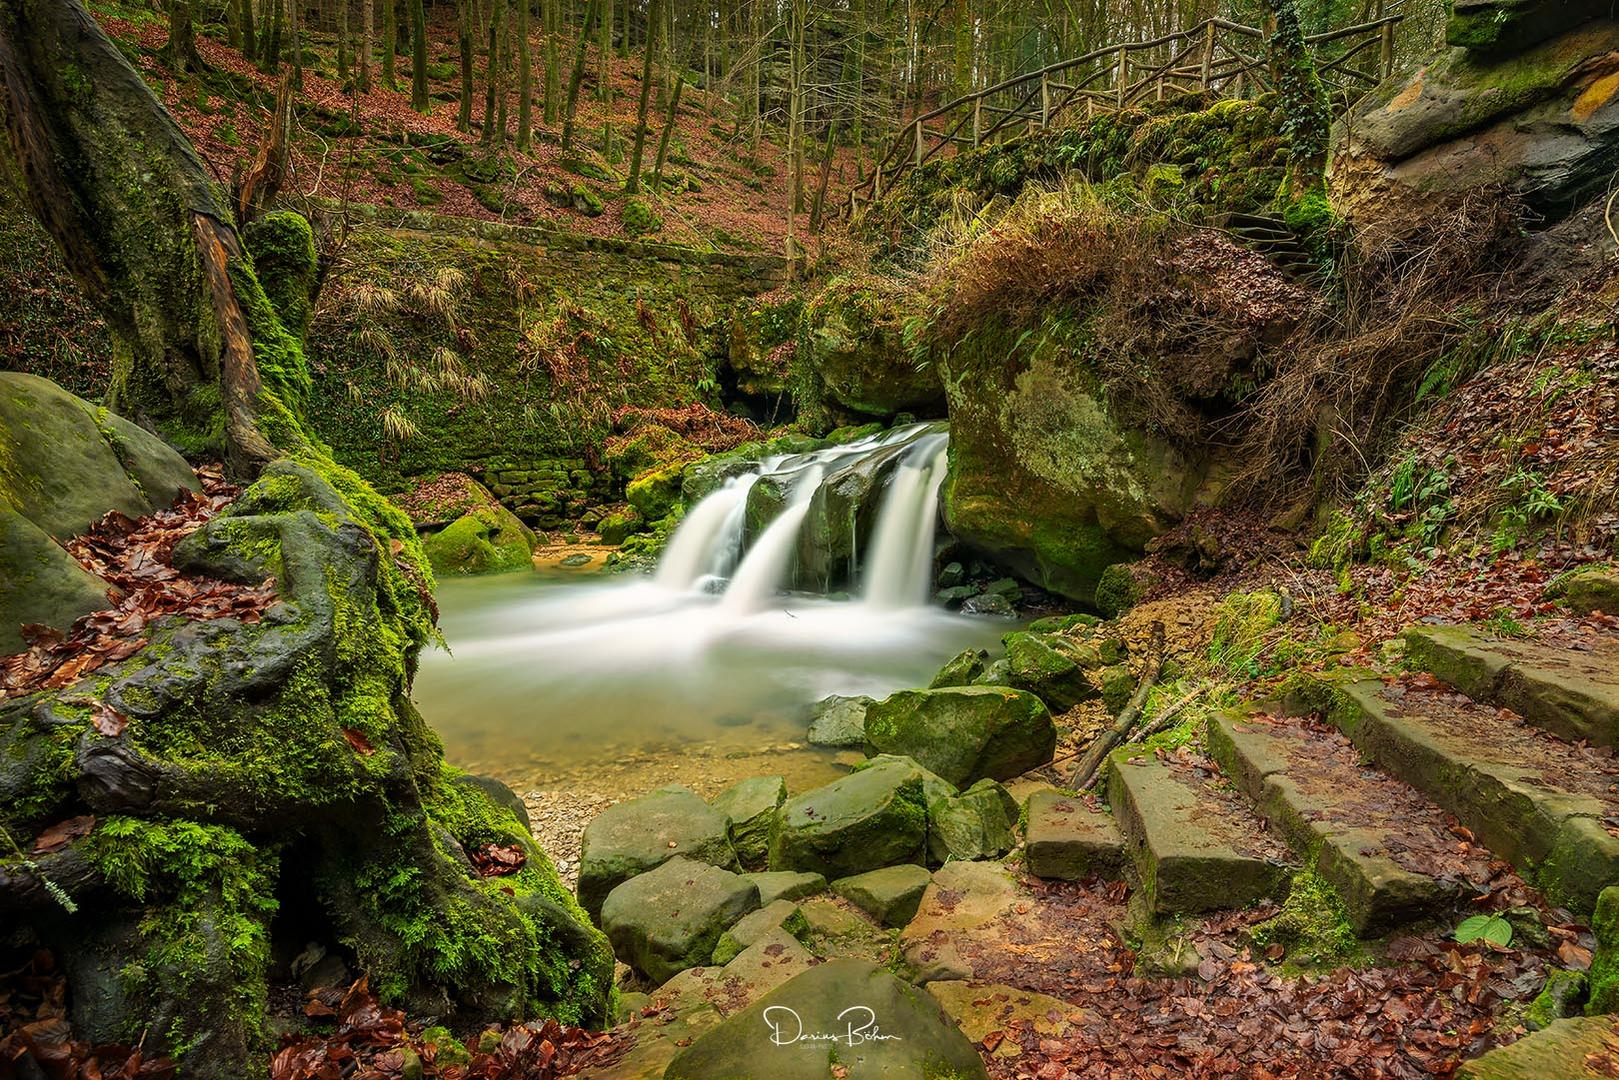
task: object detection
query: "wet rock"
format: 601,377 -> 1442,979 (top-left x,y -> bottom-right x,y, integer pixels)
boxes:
929,648 -> 989,689
927,779 -> 1019,863
927,981 -> 1084,1059
710,898 -> 809,965
600,857 -> 760,983
710,775 -> 787,870
453,773 -> 531,832
422,502 -> 536,575
1448,0 -> 1612,52
1457,1016 -> 1619,1078
1524,968 -> 1588,1030
664,959 -> 988,1080
740,870 -> 827,905
577,785 -> 739,919
766,756 -> 932,878
864,686 -> 1056,788
1001,630 -> 1103,711
961,592 -> 1016,617
806,694 -> 872,748
1551,564 -> 1619,616
831,864 -> 932,928
802,276 -> 946,419
1024,790 -> 1127,880
0,503 -> 112,653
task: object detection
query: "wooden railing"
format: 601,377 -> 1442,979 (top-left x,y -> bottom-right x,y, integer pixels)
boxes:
847,7 -> 1403,216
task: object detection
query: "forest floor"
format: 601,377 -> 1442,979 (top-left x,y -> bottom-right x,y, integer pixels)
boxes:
87,0 -> 859,254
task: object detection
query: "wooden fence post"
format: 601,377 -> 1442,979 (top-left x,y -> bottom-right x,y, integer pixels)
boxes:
914,119 -> 923,166
1116,46 -> 1127,108
1381,21 -> 1394,77
973,97 -> 981,147
1202,20 -> 1216,88
1040,72 -> 1050,128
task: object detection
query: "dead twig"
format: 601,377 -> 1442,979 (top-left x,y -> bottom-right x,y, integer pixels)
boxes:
1068,619 -> 1165,790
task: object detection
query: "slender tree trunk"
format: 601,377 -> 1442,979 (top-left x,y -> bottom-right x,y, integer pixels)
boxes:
163,0 -> 206,72
543,0 -> 561,123
598,0 -> 612,100
241,0 -> 258,59
809,122 -> 834,231
625,0 -> 663,191
560,0 -> 597,151
338,0 -> 351,82
382,0 -> 398,87
290,0 -> 303,88
495,0 -> 511,142
0,0 -> 308,473
261,0 -> 284,73
516,0 -> 533,148
409,0 -> 429,110
482,0 -> 505,142
457,0 -> 475,128
651,69 -> 682,188
360,0 -> 373,89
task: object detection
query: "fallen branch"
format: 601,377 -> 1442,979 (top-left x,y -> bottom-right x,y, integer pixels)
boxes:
1125,680 -> 1215,745
1068,620 -> 1165,790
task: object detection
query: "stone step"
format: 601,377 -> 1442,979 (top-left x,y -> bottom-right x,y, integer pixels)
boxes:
1105,747 -> 1294,915
1457,1015 -> 1619,1078
1300,671 -> 1619,915
1022,788 -> 1127,881
1405,624 -> 1619,748
1207,709 -> 1461,934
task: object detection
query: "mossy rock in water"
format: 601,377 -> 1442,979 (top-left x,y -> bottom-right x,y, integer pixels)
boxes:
711,775 -> 787,871
864,686 -> 1056,788
422,502 -> 536,575
664,959 -> 989,1080
1000,630 -> 1103,712
626,459 -> 686,521
930,648 -> 989,689
806,694 -> 873,747
597,506 -> 644,545
3,459 -> 613,1076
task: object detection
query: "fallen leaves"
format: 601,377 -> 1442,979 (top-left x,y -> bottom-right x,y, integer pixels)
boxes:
469,844 -> 528,877
1,466 -> 278,701
271,976 -> 621,1080
0,950 -> 176,1079
29,816 -> 94,856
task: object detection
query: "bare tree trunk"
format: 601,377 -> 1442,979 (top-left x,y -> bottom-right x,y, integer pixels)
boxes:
409,0 -> 429,110
241,0 -> 258,59
625,0 -> 663,191
457,0 -> 476,128
162,0 -> 206,73
543,0 -> 560,122
0,0 -> 312,474
382,0 -> 398,87
516,0 -> 533,148
651,68 -> 682,188
560,0 -> 597,151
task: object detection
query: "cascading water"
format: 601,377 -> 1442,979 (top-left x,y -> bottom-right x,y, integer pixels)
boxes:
415,421 -> 1003,771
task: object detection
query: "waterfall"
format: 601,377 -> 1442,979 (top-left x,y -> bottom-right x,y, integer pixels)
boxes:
646,422 -> 951,611
862,435 -> 949,609
655,474 -> 758,590
720,464 -> 823,613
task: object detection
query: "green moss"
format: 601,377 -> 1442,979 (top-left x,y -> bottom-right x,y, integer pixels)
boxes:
422,505 -> 534,575
621,197 -> 662,238
1587,886 -> 1619,1013
1249,866 -> 1365,971
243,211 -> 318,340
1208,590 -> 1284,677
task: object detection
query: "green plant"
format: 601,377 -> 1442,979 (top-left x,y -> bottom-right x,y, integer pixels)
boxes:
1454,914 -> 1513,947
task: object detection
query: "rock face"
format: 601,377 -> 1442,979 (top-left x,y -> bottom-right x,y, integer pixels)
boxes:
576,785 -> 738,919
663,959 -> 989,1080
941,349 -> 1200,603
600,858 -> 761,983
864,686 -> 1056,788
803,276 -> 945,419
767,757 -> 933,878
1332,18 -> 1619,238
0,373 -> 200,651
421,500 -> 536,575
710,775 -> 787,870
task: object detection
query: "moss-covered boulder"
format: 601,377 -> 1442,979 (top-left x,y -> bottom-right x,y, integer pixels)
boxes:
0,503 -> 113,654
1332,20 -> 1619,236
1588,885 -> 1619,1013
801,275 -> 945,419
740,870 -> 827,906
927,779 -> 1020,864
864,686 -> 1056,788
664,959 -> 989,1080
1,460 -> 612,1077
766,757 -> 934,878
600,857 -> 761,983
930,647 -> 990,689
0,371 -> 199,540
626,459 -> 686,522
576,784 -> 739,919
830,864 -> 932,928
710,775 -> 786,871
1448,0 -> 1613,53
421,501 -> 536,575
1000,630 -> 1103,711
941,344 -> 1200,603
1551,565 -> 1619,616
806,694 -> 872,747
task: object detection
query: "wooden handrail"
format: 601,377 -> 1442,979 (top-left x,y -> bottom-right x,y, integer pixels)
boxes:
850,8 -> 1405,212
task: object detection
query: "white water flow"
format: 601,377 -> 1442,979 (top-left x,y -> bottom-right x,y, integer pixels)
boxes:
414,422 -> 1004,771
863,435 -> 950,609
653,474 -> 758,589
720,463 -> 824,613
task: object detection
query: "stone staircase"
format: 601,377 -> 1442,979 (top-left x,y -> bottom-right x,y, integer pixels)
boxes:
1221,211 -> 1322,281
1025,620 -> 1619,1076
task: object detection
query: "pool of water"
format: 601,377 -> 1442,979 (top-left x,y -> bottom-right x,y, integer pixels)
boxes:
412,571 -> 1007,783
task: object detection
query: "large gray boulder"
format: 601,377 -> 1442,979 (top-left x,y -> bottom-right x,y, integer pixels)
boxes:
927,779 -> 1020,864
766,756 -> 936,878
1449,0 -> 1613,52
664,959 -> 989,1080
806,694 -> 872,747
831,864 -> 932,928
0,373 -> 199,651
577,785 -> 738,919
710,775 -> 786,870
600,857 -> 761,983
864,686 -> 1056,788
